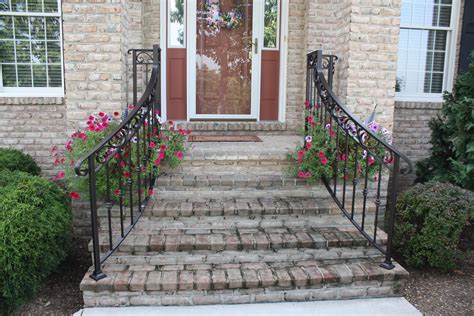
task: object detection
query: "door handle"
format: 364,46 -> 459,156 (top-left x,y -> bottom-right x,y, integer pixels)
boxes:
253,38 -> 258,54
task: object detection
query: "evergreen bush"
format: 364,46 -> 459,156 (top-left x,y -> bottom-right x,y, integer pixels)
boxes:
0,148 -> 41,175
0,170 -> 72,313
416,52 -> 474,190
394,181 -> 474,272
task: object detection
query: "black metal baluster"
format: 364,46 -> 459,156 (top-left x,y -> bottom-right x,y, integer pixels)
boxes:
135,127 -> 142,213
361,153 -> 369,231
373,163 -> 383,243
333,124 -> 340,194
118,150 -> 125,237
380,155 -> 400,270
88,155 -> 106,281
342,133 -> 349,209
128,141 -> 134,225
105,162 -> 113,250
351,145 -> 359,219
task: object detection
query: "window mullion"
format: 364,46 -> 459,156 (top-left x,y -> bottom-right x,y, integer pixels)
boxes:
28,16 -> 34,87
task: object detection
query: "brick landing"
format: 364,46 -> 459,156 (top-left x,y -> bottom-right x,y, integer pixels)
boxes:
81,135 -> 408,306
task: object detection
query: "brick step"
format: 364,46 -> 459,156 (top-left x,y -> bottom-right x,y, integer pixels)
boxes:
80,258 -> 408,307
162,158 -> 290,174
92,225 -> 387,254
152,173 -> 383,200
98,214 -> 381,233
175,121 -> 291,135
97,197 -> 372,219
105,247 -> 385,266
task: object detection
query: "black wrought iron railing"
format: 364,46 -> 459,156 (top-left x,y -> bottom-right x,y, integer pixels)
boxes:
75,45 -> 161,280
306,50 -> 413,269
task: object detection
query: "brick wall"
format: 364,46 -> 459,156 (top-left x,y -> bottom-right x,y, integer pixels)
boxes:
0,98 -> 66,176
393,101 -> 443,191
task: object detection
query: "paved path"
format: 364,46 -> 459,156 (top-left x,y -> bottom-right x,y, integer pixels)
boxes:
74,297 -> 421,316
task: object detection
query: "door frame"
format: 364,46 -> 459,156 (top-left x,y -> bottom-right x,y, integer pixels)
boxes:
159,0 -> 288,122
187,0 -> 263,120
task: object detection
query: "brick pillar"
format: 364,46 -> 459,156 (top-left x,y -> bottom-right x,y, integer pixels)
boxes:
62,0 -> 130,131
344,0 -> 401,129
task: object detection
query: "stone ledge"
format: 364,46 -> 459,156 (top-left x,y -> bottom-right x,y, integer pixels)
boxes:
394,101 -> 443,110
0,97 -> 64,105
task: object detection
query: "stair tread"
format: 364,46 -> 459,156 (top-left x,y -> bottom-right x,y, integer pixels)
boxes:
93,224 -> 387,253
80,257 -> 408,293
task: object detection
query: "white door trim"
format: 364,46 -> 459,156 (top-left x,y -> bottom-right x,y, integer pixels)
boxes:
187,0 -> 263,120
160,0 -> 167,121
278,0 -> 288,123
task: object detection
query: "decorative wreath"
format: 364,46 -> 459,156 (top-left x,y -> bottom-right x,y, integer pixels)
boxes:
204,0 -> 244,30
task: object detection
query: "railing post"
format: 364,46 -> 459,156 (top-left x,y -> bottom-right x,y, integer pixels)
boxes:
328,56 -> 334,90
132,49 -> 138,108
88,155 -> 106,281
380,155 -> 400,270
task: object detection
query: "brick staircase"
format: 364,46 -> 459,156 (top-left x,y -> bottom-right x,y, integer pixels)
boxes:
80,135 -> 408,307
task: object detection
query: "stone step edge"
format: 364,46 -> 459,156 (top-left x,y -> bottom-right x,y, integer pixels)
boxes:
80,260 -> 408,294
90,227 -> 387,254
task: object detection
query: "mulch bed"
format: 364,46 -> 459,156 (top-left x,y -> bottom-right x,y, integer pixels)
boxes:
13,238 -> 473,315
400,251 -> 474,315
15,238 -> 90,316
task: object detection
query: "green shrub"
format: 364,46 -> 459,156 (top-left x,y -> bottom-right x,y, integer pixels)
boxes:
0,170 -> 72,313
0,148 -> 40,175
416,52 -> 474,190
394,181 -> 474,272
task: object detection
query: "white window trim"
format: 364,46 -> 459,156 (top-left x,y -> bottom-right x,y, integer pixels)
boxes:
0,0 -> 65,98
167,0 -> 186,48
395,0 -> 460,102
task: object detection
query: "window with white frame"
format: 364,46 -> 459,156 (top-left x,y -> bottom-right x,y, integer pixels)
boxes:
396,0 -> 458,101
0,0 -> 64,97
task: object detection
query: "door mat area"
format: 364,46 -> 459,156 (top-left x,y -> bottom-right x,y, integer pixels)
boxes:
188,135 -> 263,142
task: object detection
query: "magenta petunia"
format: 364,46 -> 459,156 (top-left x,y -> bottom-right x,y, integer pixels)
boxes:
318,151 -> 325,157
320,157 -> 328,165
69,191 -> 80,199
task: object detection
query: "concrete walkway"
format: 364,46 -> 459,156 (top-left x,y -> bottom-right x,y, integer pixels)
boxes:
74,297 -> 421,316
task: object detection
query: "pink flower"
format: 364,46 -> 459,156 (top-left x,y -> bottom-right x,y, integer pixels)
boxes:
168,120 -> 174,125
311,121 -> 316,127
176,152 -> 183,159
69,191 -> 81,199
373,176 -> 379,181
308,116 -> 314,122
330,130 -> 335,138
98,112 -> 105,117
58,171 -> 65,179
297,157 -> 303,163
114,188 -> 120,196
320,157 -> 328,165
298,171 -> 305,178
304,101 -> 310,108
149,141 -> 156,148
344,175 -> 350,181
318,151 -> 325,157
298,150 -> 305,157
148,188 -> 154,196
51,146 -> 57,153
159,151 -> 165,159
88,115 -> 94,121
154,158 -> 161,166
368,156 -> 375,166
128,104 -> 134,110
161,145 -> 167,150
114,111 -> 120,116
306,143 -> 312,149
305,171 -> 311,178
123,171 -> 131,178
